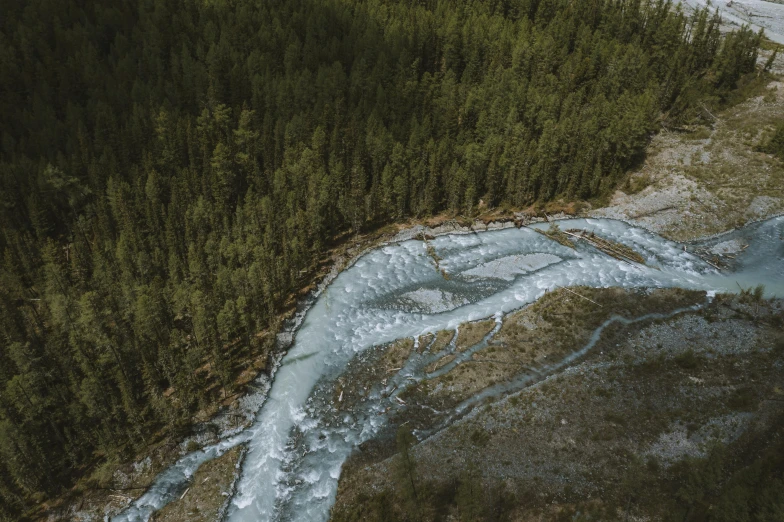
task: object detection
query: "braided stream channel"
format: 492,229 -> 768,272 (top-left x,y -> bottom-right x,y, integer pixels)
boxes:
113,216 -> 784,522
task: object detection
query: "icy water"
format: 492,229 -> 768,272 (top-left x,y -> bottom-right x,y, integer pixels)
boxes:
683,0 -> 784,45
113,217 -> 784,522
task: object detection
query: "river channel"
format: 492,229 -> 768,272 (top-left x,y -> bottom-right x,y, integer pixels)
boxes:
113,216 -> 784,522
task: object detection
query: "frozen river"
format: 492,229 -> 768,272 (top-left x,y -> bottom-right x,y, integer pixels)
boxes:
683,0 -> 784,44
113,216 -> 784,522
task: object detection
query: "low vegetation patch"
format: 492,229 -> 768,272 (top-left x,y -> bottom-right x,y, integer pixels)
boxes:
534,223 -> 575,249
331,295 -> 784,522
151,446 -> 242,522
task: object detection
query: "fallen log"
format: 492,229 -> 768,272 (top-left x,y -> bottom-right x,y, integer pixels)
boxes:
562,229 -> 645,266
554,285 -> 603,307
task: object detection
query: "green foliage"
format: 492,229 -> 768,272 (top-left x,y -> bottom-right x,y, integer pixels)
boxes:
738,283 -> 767,304
0,0 -> 762,515
330,490 -> 399,522
664,420 -> 784,522
775,335 -> 784,355
726,386 -> 755,411
470,428 -> 490,447
761,122 -> 784,160
455,464 -> 484,522
675,349 -> 698,370
538,223 -> 575,248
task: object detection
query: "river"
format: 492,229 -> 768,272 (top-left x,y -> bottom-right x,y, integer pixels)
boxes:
113,216 -> 784,522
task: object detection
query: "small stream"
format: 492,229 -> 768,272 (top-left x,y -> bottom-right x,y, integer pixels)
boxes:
113,216 -> 784,522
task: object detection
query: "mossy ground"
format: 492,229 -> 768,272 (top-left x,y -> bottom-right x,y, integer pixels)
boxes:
455,320 -> 496,352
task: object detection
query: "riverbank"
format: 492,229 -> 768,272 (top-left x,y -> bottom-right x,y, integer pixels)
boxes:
65,214 -> 781,521
331,291 -> 784,521
590,48 -> 784,241
46,46 -> 784,522
329,287 -> 709,471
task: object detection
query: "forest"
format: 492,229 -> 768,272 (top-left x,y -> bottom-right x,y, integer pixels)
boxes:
0,0 -> 762,517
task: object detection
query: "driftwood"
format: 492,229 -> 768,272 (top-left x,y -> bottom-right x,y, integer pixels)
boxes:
180,487 -> 190,500
563,229 -> 645,267
684,247 -> 723,271
702,257 -> 722,271
554,285 -> 603,307
531,225 -> 576,248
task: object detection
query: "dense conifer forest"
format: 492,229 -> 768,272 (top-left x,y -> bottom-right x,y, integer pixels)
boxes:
0,0 -> 761,517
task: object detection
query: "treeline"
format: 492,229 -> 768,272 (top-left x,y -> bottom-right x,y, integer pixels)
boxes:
0,0 -> 760,516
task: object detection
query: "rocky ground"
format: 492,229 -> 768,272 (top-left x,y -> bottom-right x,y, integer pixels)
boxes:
591,50 -> 784,242
331,291 -> 784,521
150,447 -> 243,522
329,287 -> 709,468
400,288 -> 705,413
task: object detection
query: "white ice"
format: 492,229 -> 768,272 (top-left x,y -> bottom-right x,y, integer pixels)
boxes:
460,253 -> 562,280
225,217 -> 783,522
114,217 -> 784,522
682,0 -> 784,44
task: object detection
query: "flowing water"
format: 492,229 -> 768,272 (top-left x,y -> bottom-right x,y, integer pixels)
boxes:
683,0 -> 784,45
113,216 -> 784,522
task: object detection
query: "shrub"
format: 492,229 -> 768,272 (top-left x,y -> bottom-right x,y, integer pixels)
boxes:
675,349 -> 698,370
470,429 -> 490,447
